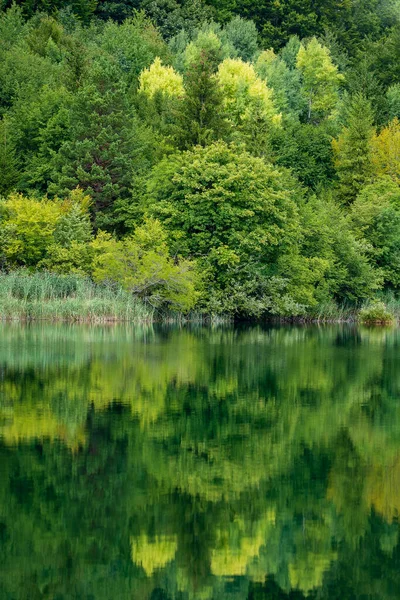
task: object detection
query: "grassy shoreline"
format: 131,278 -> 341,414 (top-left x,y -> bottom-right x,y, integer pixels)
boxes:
0,271 -> 399,325
0,271 -> 154,323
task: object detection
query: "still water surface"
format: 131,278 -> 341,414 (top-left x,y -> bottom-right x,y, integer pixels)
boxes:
1,323 -> 400,599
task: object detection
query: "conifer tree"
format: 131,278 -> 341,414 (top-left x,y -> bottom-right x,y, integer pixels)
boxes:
173,34 -> 228,149
332,94 -> 376,204
48,59 -> 135,230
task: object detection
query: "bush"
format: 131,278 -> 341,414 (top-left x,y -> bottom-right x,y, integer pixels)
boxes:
91,218 -> 199,312
0,189 -> 92,269
358,300 -> 395,324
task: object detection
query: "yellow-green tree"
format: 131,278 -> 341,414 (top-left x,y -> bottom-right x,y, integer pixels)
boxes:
0,194 -> 61,266
139,57 -> 184,98
92,218 -> 198,311
216,57 -> 281,154
296,37 -> 344,122
371,117 -> 400,182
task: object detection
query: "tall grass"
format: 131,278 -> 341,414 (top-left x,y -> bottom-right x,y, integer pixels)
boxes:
306,293 -> 400,324
0,271 -> 153,323
378,292 -> 400,321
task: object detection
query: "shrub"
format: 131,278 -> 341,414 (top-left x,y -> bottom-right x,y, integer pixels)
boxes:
91,218 -> 199,312
358,300 -> 395,324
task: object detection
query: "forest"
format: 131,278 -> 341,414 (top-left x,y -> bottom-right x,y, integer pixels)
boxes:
1,0 -> 400,319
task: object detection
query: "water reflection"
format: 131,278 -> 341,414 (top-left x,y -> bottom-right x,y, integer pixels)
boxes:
1,323 -> 400,599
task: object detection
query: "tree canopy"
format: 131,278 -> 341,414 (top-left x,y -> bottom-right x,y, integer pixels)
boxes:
0,0 -> 399,318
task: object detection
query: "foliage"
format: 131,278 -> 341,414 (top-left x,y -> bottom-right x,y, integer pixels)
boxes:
387,83 -> 400,119
47,61 -> 137,230
300,194 -> 382,303
217,58 -> 279,124
144,141 -> 330,315
332,94 -> 376,204
203,0 -> 399,51
216,58 -> 280,155
139,57 -> 184,98
221,15 -> 258,62
0,189 -> 92,269
0,0 -> 399,318
0,117 -> 19,195
184,29 -> 227,70
296,37 -> 344,122
350,177 -> 400,288
272,120 -> 336,190
0,194 -> 62,266
371,117 -> 400,182
255,48 -> 304,117
98,15 -> 169,84
173,41 -> 228,149
358,299 -> 395,323
139,0 -> 214,40
92,218 -> 199,311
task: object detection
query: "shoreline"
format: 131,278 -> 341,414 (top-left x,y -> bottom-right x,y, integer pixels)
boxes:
0,272 -> 397,326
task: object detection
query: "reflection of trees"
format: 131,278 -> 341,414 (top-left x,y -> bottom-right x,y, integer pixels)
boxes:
1,324 -> 400,598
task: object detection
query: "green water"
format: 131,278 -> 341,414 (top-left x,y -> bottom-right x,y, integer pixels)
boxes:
1,324 -> 400,599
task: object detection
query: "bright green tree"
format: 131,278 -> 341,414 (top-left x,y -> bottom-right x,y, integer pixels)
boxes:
332,94 -> 376,204
0,189 -> 93,270
216,57 -> 281,155
144,141 -> 327,315
91,218 -> 198,311
139,57 -> 184,98
173,35 -> 228,149
296,37 -> 344,122
371,117 -> 400,182
0,194 -> 61,267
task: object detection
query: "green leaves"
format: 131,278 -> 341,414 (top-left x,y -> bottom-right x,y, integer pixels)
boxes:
91,218 -> 199,311
332,94 -> 376,204
296,37 -> 344,122
0,189 -> 93,269
144,141 -> 322,314
350,177 -> 400,288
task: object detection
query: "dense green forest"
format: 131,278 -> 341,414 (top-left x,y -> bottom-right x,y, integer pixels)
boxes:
1,0 -> 400,318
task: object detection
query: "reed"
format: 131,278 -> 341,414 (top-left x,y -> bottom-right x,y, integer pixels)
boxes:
0,271 -> 154,323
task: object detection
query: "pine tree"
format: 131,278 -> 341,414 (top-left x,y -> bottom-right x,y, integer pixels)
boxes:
174,39 -> 228,149
48,59 -> 135,231
332,94 -> 376,204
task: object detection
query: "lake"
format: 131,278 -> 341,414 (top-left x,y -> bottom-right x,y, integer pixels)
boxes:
1,323 -> 400,599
